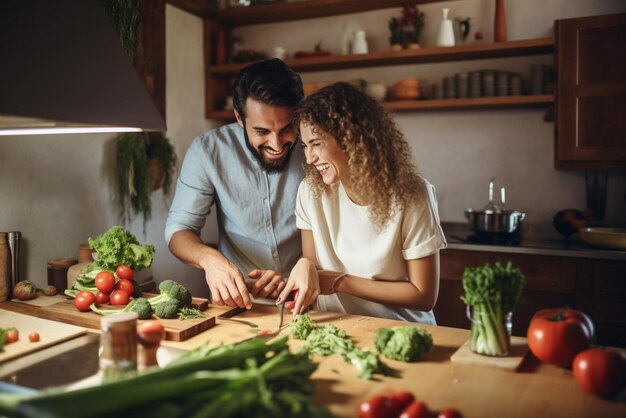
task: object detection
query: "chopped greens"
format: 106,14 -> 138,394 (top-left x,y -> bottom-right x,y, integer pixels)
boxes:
291,314 -> 397,380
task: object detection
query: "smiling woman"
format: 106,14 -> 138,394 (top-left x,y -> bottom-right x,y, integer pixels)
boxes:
278,82 -> 447,323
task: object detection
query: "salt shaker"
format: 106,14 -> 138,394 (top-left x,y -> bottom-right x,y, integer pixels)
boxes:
100,312 -> 138,382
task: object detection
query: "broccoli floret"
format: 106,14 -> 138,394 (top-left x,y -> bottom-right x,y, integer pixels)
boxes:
90,297 -> 154,320
148,280 -> 192,309
154,299 -> 184,319
374,326 -> 433,362
290,313 -> 316,340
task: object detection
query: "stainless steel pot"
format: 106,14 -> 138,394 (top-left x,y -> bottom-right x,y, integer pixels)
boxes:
465,178 -> 526,234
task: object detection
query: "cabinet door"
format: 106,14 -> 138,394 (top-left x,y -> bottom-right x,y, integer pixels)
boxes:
555,13 -> 626,170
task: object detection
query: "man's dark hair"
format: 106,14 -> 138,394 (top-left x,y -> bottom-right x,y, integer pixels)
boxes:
232,58 -> 303,118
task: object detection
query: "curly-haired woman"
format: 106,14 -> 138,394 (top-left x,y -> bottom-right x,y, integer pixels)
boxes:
277,82 -> 447,324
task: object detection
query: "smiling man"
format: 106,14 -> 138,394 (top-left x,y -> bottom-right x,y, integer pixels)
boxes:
165,59 -> 304,310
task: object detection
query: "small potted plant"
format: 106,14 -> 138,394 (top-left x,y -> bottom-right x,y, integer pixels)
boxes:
405,4 -> 425,49
389,3 -> 425,50
115,132 -> 177,227
388,17 -> 403,51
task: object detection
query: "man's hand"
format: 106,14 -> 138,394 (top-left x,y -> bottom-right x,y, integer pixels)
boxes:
201,258 -> 252,309
248,269 -> 286,299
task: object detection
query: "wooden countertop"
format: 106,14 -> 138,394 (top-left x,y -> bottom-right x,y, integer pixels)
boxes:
1,301 -> 625,418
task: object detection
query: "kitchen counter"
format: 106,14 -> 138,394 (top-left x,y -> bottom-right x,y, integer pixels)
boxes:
1,301 -> 625,418
442,222 -> 626,261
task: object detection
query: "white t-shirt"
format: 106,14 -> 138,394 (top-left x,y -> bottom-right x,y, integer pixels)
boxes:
295,179 -> 447,324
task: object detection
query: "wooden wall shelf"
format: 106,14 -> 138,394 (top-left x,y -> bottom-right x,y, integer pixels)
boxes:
207,38 -> 555,77
207,95 -> 553,121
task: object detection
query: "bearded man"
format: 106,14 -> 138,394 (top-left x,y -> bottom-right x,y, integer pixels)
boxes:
166,59 -> 304,309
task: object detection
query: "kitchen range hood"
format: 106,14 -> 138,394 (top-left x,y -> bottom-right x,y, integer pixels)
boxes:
0,0 -> 166,136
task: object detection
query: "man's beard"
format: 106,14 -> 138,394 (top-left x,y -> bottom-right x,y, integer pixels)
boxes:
244,128 -> 295,173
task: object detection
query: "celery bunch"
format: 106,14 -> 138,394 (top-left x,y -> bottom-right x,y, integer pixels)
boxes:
461,261 -> 525,356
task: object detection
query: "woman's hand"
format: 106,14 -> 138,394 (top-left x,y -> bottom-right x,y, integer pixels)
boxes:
248,269 -> 285,299
278,258 -> 320,318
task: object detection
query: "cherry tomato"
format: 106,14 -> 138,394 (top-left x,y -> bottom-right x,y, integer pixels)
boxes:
74,290 -> 97,312
110,289 -> 130,306
387,391 -> 415,416
115,265 -> 134,281
358,395 -> 394,418
399,400 -> 431,418
527,308 -> 594,368
95,291 -> 110,305
95,271 -> 116,293
437,408 -> 464,418
28,332 -> 40,342
573,348 -> 626,399
137,321 -> 164,348
6,328 -> 19,344
115,279 -> 134,297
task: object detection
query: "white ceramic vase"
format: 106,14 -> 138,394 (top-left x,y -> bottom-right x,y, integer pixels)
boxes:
437,8 -> 456,47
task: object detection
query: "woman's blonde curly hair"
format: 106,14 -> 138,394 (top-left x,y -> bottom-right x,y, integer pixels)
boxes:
292,82 -> 425,230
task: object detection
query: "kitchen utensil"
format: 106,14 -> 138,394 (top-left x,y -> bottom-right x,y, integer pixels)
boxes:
579,227 -> 626,250
450,336 -> 528,371
465,178 -> 525,234
6,231 -> 20,289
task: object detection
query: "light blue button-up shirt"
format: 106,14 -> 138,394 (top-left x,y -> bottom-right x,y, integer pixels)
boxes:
165,123 -> 305,280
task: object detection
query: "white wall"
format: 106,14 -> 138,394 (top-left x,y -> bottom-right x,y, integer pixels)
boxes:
0,0 -> 624,294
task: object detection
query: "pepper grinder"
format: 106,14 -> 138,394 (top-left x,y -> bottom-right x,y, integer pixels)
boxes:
0,233 -> 9,301
7,231 -> 21,288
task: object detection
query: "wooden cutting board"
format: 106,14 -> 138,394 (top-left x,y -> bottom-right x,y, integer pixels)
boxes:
450,336 -> 529,371
35,295 -> 235,342
0,309 -> 87,364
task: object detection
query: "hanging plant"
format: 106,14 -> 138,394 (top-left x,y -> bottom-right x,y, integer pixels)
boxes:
99,0 -> 143,60
115,132 -> 176,227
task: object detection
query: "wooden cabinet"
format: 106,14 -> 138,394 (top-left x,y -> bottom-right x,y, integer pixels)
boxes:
165,0 -> 555,120
554,13 -> 626,170
436,249 -> 626,347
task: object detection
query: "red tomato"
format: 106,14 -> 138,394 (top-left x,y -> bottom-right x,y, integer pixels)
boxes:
437,408 -> 464,418
95,271 -> 115,293
6,328 -> 19,344
115,265 -> 134,281
137,321 -> 164,348
95,291 -> 110,305
74,290 -> 97,312
573,348 -> 626,399
358,395 -> 394,418
115,278 -> 134,296
527,308 -> 594,368
399,400 -> 431,418
28,332 -> 40,343
110,290 -> 130,306
387,391 -> 415,416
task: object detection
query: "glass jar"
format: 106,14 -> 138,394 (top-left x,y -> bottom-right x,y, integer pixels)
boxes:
100,312 -> 138,382
466,305 -> 512,356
